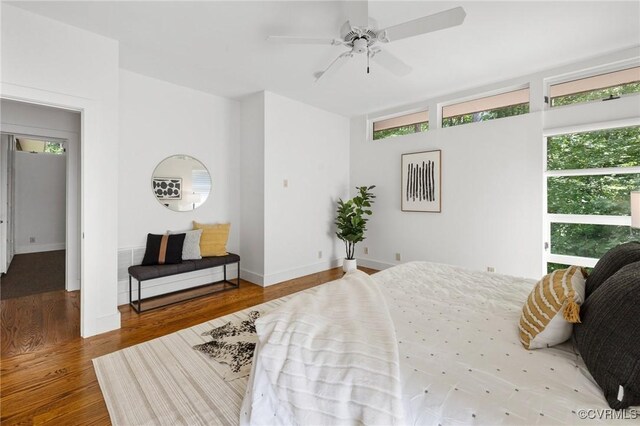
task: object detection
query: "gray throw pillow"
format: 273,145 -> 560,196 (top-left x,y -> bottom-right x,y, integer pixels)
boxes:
169,229 -> 203,260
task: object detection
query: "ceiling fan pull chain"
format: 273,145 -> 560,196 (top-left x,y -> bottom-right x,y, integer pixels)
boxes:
367,46 -> 370,74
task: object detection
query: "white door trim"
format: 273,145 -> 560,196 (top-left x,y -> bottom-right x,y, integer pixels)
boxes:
1,81 -> 109,338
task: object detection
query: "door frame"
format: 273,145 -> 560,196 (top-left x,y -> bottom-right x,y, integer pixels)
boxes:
1,82 -> 101,337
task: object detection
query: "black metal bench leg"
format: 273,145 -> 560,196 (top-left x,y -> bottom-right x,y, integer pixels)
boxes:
224,263 -> 227,282
237,261 -> 240,288
129,275 -> 132,305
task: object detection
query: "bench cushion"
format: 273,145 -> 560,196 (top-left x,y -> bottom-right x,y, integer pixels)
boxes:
129,253 -> 240,281
193,253 -> 240,271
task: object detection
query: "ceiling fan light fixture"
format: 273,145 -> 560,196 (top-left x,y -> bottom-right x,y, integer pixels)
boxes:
353,38 -> 368,54
267,4 -> 466,80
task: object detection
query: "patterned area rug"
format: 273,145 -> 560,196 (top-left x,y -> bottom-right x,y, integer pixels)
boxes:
193,311 -> 261,381
93,298 -> 295,426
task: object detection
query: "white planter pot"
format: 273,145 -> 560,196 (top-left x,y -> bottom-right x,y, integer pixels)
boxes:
343,258 -> 357,273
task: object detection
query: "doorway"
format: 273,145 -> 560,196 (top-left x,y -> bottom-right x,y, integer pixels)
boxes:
0,99 -> 81,351
1,135 -> 68,298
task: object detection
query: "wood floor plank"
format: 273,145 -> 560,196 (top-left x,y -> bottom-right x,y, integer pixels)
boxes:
1,266 -> 376,425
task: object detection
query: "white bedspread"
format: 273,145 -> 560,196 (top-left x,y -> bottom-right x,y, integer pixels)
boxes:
240,270 -> 404,426
375,262 -> 631,425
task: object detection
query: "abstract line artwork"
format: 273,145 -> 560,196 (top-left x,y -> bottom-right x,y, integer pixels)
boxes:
401,150 -> 441,212
153,177 -> 182,200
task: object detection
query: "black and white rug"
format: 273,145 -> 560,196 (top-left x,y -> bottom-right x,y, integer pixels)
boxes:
193,310 -> 261,381
92,297 -> 294,425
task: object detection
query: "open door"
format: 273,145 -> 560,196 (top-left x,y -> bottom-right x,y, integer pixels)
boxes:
0,134 -> 16,273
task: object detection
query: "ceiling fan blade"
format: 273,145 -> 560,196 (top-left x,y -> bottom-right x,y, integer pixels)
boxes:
346,0 -> 369,28
378,6 -> 466,43
267,36 -> 342,46
315,51 -> 353,82
370,50 -> 412,76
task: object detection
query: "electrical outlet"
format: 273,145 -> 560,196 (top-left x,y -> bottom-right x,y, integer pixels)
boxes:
283,179 -> 289,188
318,250 -> 323,259
395,253 -> 401,261
29,237 -> 36,243
487,266 -> 495,273
363,247 -> 369,255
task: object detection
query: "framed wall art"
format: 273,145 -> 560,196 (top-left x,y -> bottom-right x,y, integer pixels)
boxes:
401,150 -> 441,212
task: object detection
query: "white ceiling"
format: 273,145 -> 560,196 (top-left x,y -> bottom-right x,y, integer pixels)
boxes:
9,1 -> 640,116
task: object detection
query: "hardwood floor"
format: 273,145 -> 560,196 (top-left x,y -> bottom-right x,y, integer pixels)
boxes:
0,266 -> 376,425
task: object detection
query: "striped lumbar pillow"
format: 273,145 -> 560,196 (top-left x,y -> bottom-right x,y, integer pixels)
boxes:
519,265 -> 587,350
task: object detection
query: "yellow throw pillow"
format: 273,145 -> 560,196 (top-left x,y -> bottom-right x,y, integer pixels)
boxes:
518,265 -> 587,350
193,222 -> 230,257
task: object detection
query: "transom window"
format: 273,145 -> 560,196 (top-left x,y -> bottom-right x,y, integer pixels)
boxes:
372,110 -> 429,140
441,88 -> 529,128
16,138 -> 65,155
548,66 -> 640,107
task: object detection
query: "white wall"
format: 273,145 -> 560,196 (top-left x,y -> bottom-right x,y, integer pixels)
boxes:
118,70 -> 240,304
14,151 -> 66,253
350,47 -> 640,280
263,92 -> 350,285
351,113 -> 543,278
239,92 -> 265,284
239,91 -> 350,286
1,4 -> 120,336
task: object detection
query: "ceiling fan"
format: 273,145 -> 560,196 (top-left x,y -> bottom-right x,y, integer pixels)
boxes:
267,2 -> 466,81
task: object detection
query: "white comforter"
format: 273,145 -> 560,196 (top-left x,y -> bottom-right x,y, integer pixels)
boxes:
375,262 -> 630,425
240,270 -> 404,426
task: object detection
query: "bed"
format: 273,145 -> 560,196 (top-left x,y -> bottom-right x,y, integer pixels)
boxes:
241,261 -> 628,425
94,260 -> 637,425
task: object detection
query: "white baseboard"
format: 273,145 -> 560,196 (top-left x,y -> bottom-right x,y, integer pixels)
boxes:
357,258 -> 395,271
87,311 -> 121,337
15,242 -> 65,254
118,267 -> 239,306
240,268 -> 264,286
262,258 -> 341,287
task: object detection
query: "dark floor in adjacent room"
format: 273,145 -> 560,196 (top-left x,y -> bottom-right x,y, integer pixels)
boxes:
0,250 -> 65,300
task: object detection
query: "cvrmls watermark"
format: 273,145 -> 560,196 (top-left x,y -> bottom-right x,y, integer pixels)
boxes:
577,408 -> 639,420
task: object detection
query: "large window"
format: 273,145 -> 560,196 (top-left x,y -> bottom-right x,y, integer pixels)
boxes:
442,88 -> 529,128
544,125 -> 640,271
548,66 -> 640,107
372,110 -> 429,140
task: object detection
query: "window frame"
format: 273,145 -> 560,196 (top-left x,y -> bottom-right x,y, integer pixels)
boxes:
368,106 -> 429,142
544,61 -> 640,110
440,85 -> 530,128
15,137 -> 66,156
542,119 -> 640,273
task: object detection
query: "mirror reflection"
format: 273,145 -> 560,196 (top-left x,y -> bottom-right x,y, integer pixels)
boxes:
152,155 -> 211,212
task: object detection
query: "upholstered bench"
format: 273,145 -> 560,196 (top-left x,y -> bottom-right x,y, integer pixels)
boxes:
128,253 -> 240,313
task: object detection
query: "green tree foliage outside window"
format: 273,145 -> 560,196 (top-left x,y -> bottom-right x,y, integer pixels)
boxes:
548,174 -> 640,216
441,103 -> 529,128
551,82 -> 640,107
548,125 -> 640,261
373,122 -> 429,140
547,126 -> 640,171
44,142 -> 64,154
547,262 -> 593,275
550,223 -> 633,259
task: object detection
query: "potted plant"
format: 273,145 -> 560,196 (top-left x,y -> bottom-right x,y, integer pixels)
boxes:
335,185 -> 376,272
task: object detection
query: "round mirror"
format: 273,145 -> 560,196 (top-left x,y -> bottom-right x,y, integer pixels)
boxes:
152,155 -> 211,212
